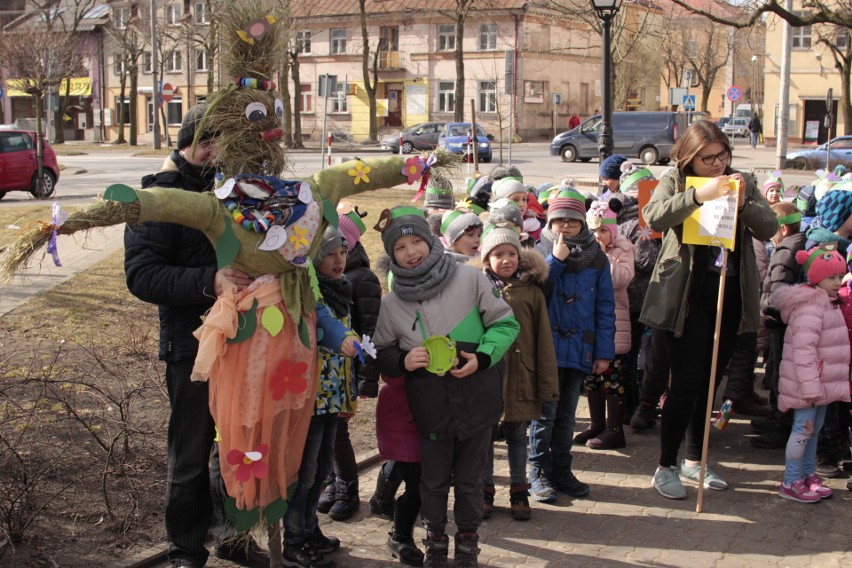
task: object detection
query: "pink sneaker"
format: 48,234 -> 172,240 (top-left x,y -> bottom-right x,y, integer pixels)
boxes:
778,480 -> 821,503
804,474 -> 833,500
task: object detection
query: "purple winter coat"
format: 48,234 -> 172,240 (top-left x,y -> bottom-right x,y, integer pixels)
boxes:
375,374 -> 421,463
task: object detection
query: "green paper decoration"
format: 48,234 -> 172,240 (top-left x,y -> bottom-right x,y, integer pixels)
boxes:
227,298 -> 258,344
317,327 -> 324,342
261,305 -> 285,337
262,497 -> 288,525
103,184 -> 139,203
322,197 -> 339,228
224,497 -> 261,531
215,214 -> 240,269
308,263 -> 322,301
298,317 -> 310,348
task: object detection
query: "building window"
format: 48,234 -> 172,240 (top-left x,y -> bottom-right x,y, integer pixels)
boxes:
438,24 -> 455,51
379,26 -> 400,69
438,81 -> 455,113
299,84 -> 313,113
165,50 -> 182,73
792,11 -> 812,49
166,4 -> 182,25
478,80 -> 497,113
837,29 -> 849,51
479,24 -> 497,51
166,98 -> 184,125
194,2 -> 208,25
113,6 -> 130,29
195,49 -> 208,71
331,85 -> 348,113
113,53 -> 127,75
143,52 -> 152,74
330,29 -> 346,55
115,97 -> 132,124
297,31 -> 311,55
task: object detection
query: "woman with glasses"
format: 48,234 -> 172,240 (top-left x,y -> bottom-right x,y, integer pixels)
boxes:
639,120 -> 777,500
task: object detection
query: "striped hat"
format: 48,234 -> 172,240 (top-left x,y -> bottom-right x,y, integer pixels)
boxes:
337,202 -> 367,252
424,176 -> 455,211
547,186 -> 587,223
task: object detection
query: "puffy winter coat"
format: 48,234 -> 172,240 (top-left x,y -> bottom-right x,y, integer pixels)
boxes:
376,375 -> 421,463
605,234 -> 636,354
753,236 -> 770,351
776,284 -> 851,411
615,193 -> 662,316
761,232 -> 807,328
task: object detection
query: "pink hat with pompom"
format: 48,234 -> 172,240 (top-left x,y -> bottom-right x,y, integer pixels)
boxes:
795,246 -> 846,285
586,198 -> 622,240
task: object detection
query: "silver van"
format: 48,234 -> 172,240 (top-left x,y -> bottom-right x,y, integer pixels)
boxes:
549,111 -> 707,164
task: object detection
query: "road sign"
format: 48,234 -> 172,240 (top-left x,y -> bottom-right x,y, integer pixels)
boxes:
682,94 -> 696,111
726,86 -> 742,102
161,83 -> 174,102
826,88 -> 833,113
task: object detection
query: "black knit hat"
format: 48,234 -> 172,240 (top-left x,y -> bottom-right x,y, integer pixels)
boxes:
177,103 -> 211,150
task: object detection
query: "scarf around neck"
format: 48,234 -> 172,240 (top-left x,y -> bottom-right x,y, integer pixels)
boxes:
317,274 -> 352,318
541,225 -> 600,271
390,235 -> 457,302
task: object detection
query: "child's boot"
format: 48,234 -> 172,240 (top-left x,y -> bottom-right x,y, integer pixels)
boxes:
574,388 -> 605,444
328,478 -> 360,521
587,396 -> 626,450
422,532 -> 449,568
508,483 -> 532,521
454,532 -> 480,568
370,462 -> 402,518
387,498 -> 425,566
482,484 -> 495,519
317,473 -> 337,514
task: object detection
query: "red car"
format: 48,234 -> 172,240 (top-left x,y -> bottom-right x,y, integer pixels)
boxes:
0,130 -> 59,199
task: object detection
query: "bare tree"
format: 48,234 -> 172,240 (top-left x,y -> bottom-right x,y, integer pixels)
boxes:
182,0 -> 225,96
154,12 -> 183,148
816,25 -> 852,133
358,0 -> 381,142
0,1 -> 83,196
106,4 -> 149,145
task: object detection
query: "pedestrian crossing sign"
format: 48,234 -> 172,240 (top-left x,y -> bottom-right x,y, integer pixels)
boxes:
682,95 -> 696,111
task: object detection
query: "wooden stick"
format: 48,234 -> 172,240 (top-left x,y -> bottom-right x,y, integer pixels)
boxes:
470,98 -> 479,174
696,247 -> 728,513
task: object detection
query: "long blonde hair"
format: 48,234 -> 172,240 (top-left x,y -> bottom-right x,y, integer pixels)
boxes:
671,121 -> 732,175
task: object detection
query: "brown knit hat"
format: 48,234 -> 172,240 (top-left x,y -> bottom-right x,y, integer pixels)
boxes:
547,187 -> 587,223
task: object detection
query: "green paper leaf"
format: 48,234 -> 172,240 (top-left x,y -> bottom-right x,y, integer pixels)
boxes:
103,184 -> 138,203
317,328 -> 324,342
298,317 -> 311,349
224,497 -> 261,531
262,497 -> 288,525
216,215 -> 240,269
227,298 -> 258,344
261,305 -> 285,337
308,263 -> 322,301
322,198 -> 339,228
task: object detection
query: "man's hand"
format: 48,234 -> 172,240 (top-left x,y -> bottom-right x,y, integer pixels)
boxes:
340,336 -> 357,358
214,268 -> 253,296
592,359 -> 610,375
553,232 -> 571,262
404,347 -> 430,372
450,350 -> 479,378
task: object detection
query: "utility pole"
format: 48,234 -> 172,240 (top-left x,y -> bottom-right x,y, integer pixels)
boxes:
776,0 -> 793,169
151,0 -> 161,149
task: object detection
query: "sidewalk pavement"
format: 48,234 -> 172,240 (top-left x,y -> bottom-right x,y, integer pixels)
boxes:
189,392 -> 850,568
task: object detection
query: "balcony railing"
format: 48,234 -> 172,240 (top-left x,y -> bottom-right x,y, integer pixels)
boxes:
378,51 -> 400,70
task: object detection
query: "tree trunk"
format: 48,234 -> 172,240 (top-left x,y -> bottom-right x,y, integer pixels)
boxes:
701,84 -> 712,113
360,0 -> 378,143
34,93 -> 45,197
840,60 -> 852,134
160,105 -> 171,147
290,54 -> 304,149
454,14 -> 466,122
53,80 -> 70,145
129,66 -> 138,145
280,65 -> 293,147
116,76 -> 127,144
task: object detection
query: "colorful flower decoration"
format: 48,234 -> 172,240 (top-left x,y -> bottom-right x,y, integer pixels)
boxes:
236,15 -> 277,45
354,334 -> 377,364
410,154 -> 439,202
402,156 -> 425,185
269,359 -> 309,400
637,225 -> 652,241
288,224 -> 309,249
227,444 -> 269,482
348,161 -> 371,185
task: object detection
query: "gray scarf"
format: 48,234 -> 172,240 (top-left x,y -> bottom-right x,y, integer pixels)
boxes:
540,226 -> 601,271
390,235 -> 457,301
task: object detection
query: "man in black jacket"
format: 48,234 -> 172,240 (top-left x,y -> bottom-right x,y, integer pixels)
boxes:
124,105 -> 266,568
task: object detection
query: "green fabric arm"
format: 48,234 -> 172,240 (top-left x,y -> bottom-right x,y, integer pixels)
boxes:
308,156 -> 410,204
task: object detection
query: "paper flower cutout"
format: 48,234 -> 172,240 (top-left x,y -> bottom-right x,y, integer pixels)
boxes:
402,156 -> 425,185
269,359 -> 309,400
348,161 -> 371,185
227,444 -> 269,482
289,224 -> 309,248
354,334 -> 377,364
236,15 -> 276,45
637,225 -> 652,241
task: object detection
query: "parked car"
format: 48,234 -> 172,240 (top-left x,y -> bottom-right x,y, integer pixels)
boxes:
549,111 -> 705,164
716,117 -> 732,129
721,117 -> 751,138
437,122 -> 493,162
0,130 -> 59,199
381,122 -> 446,154
786,135 -> 852,168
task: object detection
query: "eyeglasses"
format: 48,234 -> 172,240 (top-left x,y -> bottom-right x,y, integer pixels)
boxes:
697,150 -> 731,166
552,218 -> 582,227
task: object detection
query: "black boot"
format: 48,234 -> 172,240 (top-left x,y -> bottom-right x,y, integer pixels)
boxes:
422,533 -> 449,568
454,532 -> 480,568
587,396 -> 626,450
370,462 -> 402,519
328,478 -> 360,521
482,484 -> 495,519
317,473 -> 337,515
574,388 -> 605,444
509,483 -> 532,521
387,498 -> 425,566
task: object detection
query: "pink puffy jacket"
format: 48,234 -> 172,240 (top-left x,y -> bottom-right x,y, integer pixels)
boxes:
776,284 -> 851,411
604,234 -> 635,355
375,374 -> 421,463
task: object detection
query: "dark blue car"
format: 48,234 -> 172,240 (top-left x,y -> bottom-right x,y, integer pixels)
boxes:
437,122 -> 493,163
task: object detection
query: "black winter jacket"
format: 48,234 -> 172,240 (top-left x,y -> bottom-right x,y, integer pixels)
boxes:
345,241 -> 382,396
124,152 -> 217,362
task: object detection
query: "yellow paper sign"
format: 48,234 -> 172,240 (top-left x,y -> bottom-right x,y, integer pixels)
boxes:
682,177 -> 739,251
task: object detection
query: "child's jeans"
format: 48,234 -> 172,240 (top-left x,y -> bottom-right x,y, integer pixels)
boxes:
484,421 -> 529,486
529,368 -> 584,477
784,405 -> 827,485
284,413 -> 338,546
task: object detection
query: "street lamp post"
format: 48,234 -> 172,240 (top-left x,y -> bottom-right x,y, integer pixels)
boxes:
590,0 -> 623,164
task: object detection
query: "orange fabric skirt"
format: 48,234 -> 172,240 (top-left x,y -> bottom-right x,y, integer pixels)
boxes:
193,274 -> 317,514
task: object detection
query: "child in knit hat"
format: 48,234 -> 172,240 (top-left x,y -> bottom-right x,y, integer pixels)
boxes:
423,175 -> 456,216
373,206 -> 520,566
441,208 -> 484,259
763,171 -> 785,205
477,224 -> 559,521
574,199 -> 635,450
599,154 -> 629,197
528,186 -> 616,502
773,245 -> 850,503
491,178 -> 543,242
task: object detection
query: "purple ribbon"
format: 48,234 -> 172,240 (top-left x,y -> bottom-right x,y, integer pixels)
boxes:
46,201 -> 67,267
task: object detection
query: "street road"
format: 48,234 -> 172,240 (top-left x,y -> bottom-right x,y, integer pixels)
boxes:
0,143 -> 818,208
